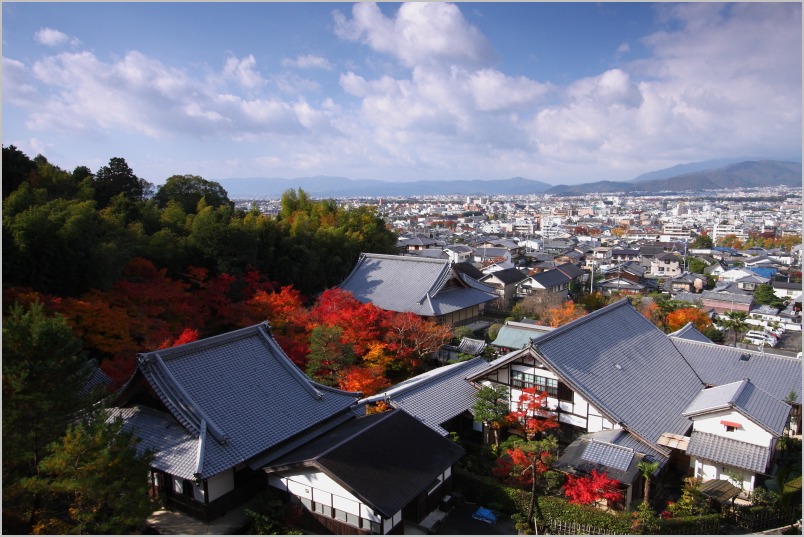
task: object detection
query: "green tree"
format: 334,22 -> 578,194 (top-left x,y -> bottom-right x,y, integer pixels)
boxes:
690,234 -> 713,249
2,144 -> 37,199
753,283 -> 785,308
2,301 -> 88,533
22,409 -> 156,534
305,325 -> 355,386
472,384 -> 511,450
93,157 -> 152,208
717,310 -> 749,346
154,174 -> 232,214
686,257 -> 709,275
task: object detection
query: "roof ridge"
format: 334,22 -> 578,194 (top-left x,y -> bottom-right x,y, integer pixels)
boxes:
672,337 -> 800,362
361,358 -> 486,404
530,297 -> 632,345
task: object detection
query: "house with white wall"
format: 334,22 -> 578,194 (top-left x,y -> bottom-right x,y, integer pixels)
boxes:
682,380 -> 789,495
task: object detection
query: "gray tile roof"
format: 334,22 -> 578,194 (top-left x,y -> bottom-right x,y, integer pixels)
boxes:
668,323 -> 713,343
525,269 -> 572,288
670,339 -> 802,404
116,323 -> 360,479
553,430 -> 658,485
265,409 -> 465,518
682,380 -> 790,436
531,299 -> 705,447
701,290 -> 754,304
338,253 -> 497,317
358,357 -> 491,435
457,338 -> 487,356
481,267 -> 528,285
687,431 -> 771,473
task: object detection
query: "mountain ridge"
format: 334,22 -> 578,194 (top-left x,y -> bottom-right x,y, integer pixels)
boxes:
216,159 -> 801,198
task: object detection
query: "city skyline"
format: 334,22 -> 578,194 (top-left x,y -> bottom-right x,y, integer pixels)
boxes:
2,2 -> 802,187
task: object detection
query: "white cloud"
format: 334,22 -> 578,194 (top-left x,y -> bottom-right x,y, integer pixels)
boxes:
34,27 -> 78,47
223,54 -> 265,90
281,55 -> 332,70
333,2 -> 495,69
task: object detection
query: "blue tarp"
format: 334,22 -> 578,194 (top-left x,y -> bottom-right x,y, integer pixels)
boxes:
472,507 -> 497,524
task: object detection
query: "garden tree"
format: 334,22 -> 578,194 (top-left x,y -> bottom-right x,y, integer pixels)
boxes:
637,460 -> 660,506
337,364 -> 391,396
3,144 -> 37,198
540,300 -> 587,327
383,312 -> 453,380
664,307 -> 713,333
493,436 -> 561,528
308,289 -> 387,358
717,310 -> 750,346
690,234 -> 713,249
22,408 -> 155,534
579,291 -> 609,312
305,325 -> 356,386
154,174 -> 232,214
2,301 -> 89,533
563,469 -> 624,507
507,386 -> 560,440
686,256 -> 709,275
92,157 -> 152,208
472,384 -> 511,449
279,188 -> 314,220
753,283 -> 785,308
510,291 -> 564,321
159,327 -> 200,349
663,477 -> 713,518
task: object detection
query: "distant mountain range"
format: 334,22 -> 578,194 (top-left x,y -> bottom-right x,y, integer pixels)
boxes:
216,158 -> 801,198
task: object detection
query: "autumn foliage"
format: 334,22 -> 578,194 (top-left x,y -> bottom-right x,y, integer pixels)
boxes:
508,387 -> 560,440
664,307 -> 713,333
541,300 -> 587,327
564,469 -> 624,506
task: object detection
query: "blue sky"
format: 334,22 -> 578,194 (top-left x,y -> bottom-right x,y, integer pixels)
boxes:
3,2 -> 801,186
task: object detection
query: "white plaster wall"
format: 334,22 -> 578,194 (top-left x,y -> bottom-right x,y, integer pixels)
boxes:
692,410 -> 774,448
207,469 -> 235,502
693,459 -> 756,493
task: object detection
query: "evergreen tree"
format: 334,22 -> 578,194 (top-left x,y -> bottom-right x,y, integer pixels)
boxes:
2,302 -> 88,533
22,409 -> 156,534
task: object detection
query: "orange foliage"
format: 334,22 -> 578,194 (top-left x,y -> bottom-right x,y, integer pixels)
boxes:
541,301 -> 587,327
665,307 -> 713,333
337,365 -> 391,396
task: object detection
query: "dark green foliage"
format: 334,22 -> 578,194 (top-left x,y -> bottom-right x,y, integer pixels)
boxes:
754,283 -> 785,308
21,409 -> 156,534
690,235 -> 714,249
3,145 -> 37,199
93,157 -> 153,208
2,302 -> 89,532
305,325 -> 355,386
154,174 -> 232,213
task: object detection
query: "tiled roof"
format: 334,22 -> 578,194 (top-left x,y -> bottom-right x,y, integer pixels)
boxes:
491,322 -> 554,349
669,323 -> 712,343
358,358 -> 491,435
116,323 -> 360,479
553,429 -> 664,485
670,339 -> 802,404
481,267 -> 528,285
687,431 -> 771,473
682,380 -> 790,436
701,290 -> 754,304
457,338 -> 487,356
265,409 -> 465,518
531,299 -> 705,447
555,262 -> 585,279
526,269 -> 572,288
338,253 -> 497,317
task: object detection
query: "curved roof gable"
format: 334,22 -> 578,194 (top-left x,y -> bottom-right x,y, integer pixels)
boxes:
131,323 -> 360,479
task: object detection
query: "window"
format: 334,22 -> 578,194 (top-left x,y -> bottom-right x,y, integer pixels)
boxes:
511,371 -> 558,397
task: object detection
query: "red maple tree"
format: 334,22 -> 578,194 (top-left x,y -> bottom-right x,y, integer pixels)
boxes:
564,469 -> 624,507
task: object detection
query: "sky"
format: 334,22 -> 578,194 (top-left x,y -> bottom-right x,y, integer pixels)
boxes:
2,2 -> 802,187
